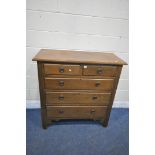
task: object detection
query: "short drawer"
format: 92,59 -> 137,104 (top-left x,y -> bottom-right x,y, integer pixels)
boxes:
44,78 -> 115,91
46,106 -> 108,119
44,64 -> 82,75
83,65 -> 117,76
46,92 -> 111,106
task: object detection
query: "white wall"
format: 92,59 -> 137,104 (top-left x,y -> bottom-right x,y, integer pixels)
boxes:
26,0 -> 129,108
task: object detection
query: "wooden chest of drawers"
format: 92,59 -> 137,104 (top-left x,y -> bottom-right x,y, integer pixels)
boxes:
32,49 -> 127,129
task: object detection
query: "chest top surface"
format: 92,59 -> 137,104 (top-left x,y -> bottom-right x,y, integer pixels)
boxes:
32,49 -> 127,65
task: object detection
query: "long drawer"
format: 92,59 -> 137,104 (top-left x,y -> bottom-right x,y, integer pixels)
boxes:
46,92 -> 111,106
44,78 -> 115,90
46,106 -> 108,119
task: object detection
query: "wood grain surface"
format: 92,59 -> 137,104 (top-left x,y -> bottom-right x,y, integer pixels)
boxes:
33,50 -> 127,128
32,49 -> 127,65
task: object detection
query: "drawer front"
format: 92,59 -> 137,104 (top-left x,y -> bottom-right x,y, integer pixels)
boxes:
46,92 -> 111,106
46,106 -> 108,119
44,78 -> 115,90
83,65 -> 117,76
44,64 -> 82,75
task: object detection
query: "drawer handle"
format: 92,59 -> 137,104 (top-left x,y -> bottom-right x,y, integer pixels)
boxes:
58,96 -> 64,100
58,110 -> 64,114
95,82 -> 100,87
59,67 -> 65,73
97,69 -> 103,74
59,80 -> 64,86
91,109 -> 95,113
92,96 -> 98,100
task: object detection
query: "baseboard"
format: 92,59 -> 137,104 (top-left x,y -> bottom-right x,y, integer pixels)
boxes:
113,101 -> 129,108
26,100 -> 129,109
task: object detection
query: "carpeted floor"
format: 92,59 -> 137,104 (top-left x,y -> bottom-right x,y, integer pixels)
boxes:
26,108 -> 129,155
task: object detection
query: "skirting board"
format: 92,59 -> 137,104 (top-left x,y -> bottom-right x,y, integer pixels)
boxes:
26,100 -> 129,109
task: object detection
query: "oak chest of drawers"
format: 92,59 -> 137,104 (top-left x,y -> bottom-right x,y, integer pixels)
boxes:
32,49 -> 127,129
